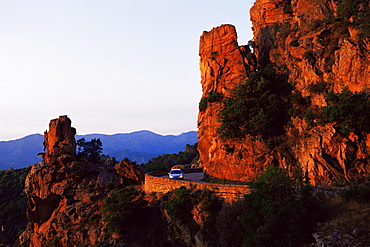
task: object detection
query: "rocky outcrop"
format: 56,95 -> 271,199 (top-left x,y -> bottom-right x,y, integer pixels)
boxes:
42,115 -> 76,164
18,116 -> 144,246
198,0 -> 370,185
198,25 -> 267,182
18,116 -> 224,247
115,158 -> 145,183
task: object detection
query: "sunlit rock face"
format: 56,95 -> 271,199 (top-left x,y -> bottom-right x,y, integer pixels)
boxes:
43,115 -> 76,164
197,24 -> 266,182
18,116 -> 144,246
198,0 -> 370,185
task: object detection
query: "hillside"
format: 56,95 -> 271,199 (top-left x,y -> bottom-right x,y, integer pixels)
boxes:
10,116 -> 370,246
197,0 -> 370,186
0,130 -> 197,170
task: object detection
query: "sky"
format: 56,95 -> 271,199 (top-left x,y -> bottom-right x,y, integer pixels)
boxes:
0,0 -> 254,141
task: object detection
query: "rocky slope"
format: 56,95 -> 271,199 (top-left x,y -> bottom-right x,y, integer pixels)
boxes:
198,0 -> 370,185
15,116 -> 215,247
17,116 -> 145,246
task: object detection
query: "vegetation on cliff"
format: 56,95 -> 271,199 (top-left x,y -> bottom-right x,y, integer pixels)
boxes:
103,186 -> 165,244
141,143 -> 199,172
197,0 -> 370,185
162,186 -> 194,220
101,166 -> 370,246
199,91 -> 223,112
0,167 -> 30,246
218,62 -> 370,143
2,163 -> 370,246
218,64 -> 291,140
102,186 -> 222,246
336,0 -> 370,39
241,166 -> 319,247
76,137 -> 103,163
322,88 -> 370,137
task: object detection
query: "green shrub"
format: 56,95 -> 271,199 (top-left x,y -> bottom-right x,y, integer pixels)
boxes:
241,166 -> 319,247
197,189 -> 222,215
103,186 -> 170,245
281,0 -> 293,14
289,92 -> 311,118
0,167 -> 30,246
162,186 -> 193,221
289,39 -> 300,47
216,200 -> 245,247
304,108 -> 316,126
209,51 -> 219,60
322,88 -> 370,136
303,51 -> 316,65
337,0 -> 362,19
340,184 -> 370,203
357,11 -> 370,39
324,57 -> 336,73
76,138 -> 103,163
284,4 -> 293,14
142,143 -> 198,172
324,12 -> 335,23
218,64 -> 291,140
223,144 -> 235,154
335,0 -> 370,39
307,81 -> 329,94
103,186 -> 148,238
104,181 -> 113,190
199,91 -> 223,111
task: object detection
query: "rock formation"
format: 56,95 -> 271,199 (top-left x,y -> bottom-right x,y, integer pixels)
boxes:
198,0 -> 370,185
17,116 -> 227,246
42,115 -> 76,164
198,24 -> 265,182
18,116 -> 145,246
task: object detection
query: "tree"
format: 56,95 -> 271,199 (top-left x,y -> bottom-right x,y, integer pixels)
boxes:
218,64 -> 291,140
76,138 -> 103,163
322,88 -> 370,136
0,167 -> 30,246
162,186 -> 193,221
142,143 -> 199,172
241,166 -> 319,247
103,186 -> 148,240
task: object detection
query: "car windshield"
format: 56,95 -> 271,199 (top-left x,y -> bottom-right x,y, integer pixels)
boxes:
170,170 -> 181,174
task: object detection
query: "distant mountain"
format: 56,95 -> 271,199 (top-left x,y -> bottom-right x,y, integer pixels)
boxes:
0,134 -> 44,170
0,130 -> 198,170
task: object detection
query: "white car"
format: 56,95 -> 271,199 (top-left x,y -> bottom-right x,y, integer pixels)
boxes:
168,169 -> 184,180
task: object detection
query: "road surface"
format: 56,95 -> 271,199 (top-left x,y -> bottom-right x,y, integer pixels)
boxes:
160,172 -> 205,183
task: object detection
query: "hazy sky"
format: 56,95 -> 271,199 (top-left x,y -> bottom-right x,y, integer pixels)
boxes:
0,0 -> 254,141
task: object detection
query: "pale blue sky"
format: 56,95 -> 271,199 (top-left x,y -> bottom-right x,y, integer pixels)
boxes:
0,0 -> 254,141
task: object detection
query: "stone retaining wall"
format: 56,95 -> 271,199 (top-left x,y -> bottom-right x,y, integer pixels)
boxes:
144,174 -> 348,202
144,174 -> 251,202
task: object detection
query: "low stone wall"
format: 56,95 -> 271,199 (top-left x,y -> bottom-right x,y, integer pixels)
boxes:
144,174 -> 349,202
144,174 -> 251,202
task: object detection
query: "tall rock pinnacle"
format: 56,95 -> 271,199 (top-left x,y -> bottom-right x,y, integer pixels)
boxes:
43,115 -> 76,164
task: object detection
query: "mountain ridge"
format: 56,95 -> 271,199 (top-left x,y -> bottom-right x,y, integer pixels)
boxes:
0,130 -> 197,170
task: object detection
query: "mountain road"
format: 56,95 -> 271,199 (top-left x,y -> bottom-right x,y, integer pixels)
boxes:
160,172 -> 206,183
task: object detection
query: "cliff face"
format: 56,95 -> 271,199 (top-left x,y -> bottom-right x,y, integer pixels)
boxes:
18,116 -> 144,246
198,0 -> 370,185
198,25 -> 267,182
